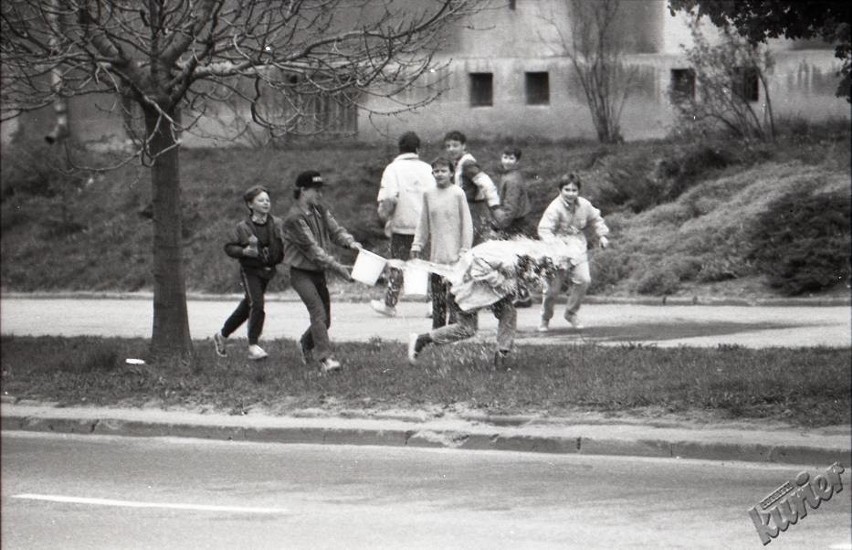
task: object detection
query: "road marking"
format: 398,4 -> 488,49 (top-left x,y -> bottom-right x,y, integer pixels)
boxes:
13,494 -> 289,515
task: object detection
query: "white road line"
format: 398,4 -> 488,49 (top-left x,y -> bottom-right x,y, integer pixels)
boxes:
12,494 -> 289,515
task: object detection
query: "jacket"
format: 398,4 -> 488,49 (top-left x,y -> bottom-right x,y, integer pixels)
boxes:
537,196 -> 609,250
224,215 -> 285,279
376,153 -> 436,235
492,168 -> 531,232
282,202 -> 354,275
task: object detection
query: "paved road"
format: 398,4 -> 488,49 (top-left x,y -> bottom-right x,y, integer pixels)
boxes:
4,431 -> 851,549
1,297 -> 850,348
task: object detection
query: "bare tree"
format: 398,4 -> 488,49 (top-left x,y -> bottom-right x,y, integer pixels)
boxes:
546,0 -> 638,144
1,0 -> 484,359
670,14 -> 776,142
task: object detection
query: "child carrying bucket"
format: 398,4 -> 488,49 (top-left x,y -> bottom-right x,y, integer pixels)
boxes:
282,170 -> 362,373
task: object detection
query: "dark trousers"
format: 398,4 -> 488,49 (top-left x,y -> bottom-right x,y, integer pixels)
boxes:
384,233 -> 414,308
221,269 -> 269,345
430,274 -> 459,330
289,267 -> 333,361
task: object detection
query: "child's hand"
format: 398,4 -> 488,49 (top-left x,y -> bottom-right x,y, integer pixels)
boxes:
242,246 -> 259,257
599,236 -> 609,249
350,242 -> 363,250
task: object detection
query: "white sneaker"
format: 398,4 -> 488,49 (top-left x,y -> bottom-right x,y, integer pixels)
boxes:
370,299 -> 397,317
247,344 -> 268,360
537,320 -> 549,333
565,313 -> 584,330
407,333 -> 420,365
213,331 -> 227,357
320,357 -> 342,373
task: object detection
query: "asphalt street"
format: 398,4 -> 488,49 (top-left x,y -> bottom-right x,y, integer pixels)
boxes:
1,296 -> 850,348
4,431 -> 851,550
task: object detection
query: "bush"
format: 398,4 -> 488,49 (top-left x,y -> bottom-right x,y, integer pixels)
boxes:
636,268 -> 680,296
0,136 -> 87,200
748,189 -> 851,295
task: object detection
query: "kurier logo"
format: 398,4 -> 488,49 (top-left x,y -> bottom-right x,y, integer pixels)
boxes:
748,462 -> 845,545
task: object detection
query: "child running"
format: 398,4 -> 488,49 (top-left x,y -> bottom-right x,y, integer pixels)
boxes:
282,170 -> 362,372
537,173 -> 610,332
214,185 -> 285,360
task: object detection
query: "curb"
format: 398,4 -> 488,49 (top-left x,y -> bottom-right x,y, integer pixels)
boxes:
2,405 -> 849,467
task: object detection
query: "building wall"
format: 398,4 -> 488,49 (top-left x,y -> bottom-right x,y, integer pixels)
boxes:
4,0 -> 848,149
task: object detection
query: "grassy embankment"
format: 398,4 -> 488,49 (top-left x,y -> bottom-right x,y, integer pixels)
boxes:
1,119 -> 849,299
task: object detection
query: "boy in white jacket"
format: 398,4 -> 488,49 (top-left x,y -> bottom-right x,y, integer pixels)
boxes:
537,173 -> 610,332
371,131 -> 436,317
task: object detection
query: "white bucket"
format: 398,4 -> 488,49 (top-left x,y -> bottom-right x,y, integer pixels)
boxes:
350,249 -> 386,286
404,263 -> 430,296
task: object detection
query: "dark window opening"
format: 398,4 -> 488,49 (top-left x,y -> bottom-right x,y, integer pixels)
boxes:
525,71 -> 550,105
670,68 -> 695,100
732,66 -> 760,102
509,0 -> 516,9
469,73 -> 493,107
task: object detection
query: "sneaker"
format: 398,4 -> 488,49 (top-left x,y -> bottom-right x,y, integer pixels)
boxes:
370,299 -> 397,317
247,344 -> 268,361
565,313 -> 584,330
320,357 -> 342,373
407,333 -> 420,365
213,331 -> 227,357
537,320 -> 550,333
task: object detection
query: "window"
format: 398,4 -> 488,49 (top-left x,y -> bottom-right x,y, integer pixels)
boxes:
469,73 -> 493,107
525,72 -> 550,105
670,68 -> 695,100
508,0 -> 516,9
732,66 -> 759,102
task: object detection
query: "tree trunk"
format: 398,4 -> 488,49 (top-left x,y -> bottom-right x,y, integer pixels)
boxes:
144,104 -> 193,359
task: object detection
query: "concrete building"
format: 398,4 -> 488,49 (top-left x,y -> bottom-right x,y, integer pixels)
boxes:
2,0 -> 848,148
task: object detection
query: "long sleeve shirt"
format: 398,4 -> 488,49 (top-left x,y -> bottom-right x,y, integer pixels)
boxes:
376,153 -> 436,236
282,203 -> 355,274
492,168 -> 531,230
411,184 -> 473,264
537,196 -> 609,250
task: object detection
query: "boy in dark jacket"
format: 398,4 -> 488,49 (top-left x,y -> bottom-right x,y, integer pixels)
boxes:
492,146 -> 533,307
214,185 -> 285,360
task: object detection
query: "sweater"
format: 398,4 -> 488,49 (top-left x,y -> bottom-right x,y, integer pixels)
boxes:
411,184 -> 473,264
224,215 -> 285,279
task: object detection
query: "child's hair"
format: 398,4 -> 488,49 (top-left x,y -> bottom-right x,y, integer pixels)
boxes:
503,146 -> 522,160
243,185 -> 269,209
443,130 -> 466,144
431,156 -> 453,170
398,131 -> 421,154
558,172 -> 582,191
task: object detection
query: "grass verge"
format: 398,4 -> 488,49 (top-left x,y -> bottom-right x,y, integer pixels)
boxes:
1,336 -> 849,428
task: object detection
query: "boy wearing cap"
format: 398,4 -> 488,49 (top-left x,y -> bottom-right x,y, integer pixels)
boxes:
282,170 -> 362,372
371,131 -> 436,317
214,185 -> 285,360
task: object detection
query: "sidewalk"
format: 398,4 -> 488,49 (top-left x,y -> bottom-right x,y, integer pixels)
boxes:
3,401 -> 849,467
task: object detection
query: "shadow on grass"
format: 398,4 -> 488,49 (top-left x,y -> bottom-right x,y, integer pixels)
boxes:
515,321 -> 794,343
